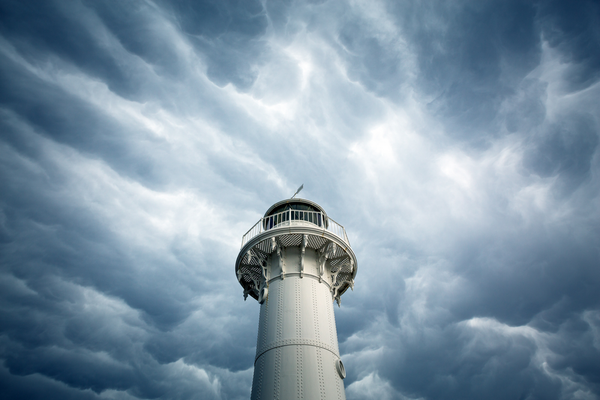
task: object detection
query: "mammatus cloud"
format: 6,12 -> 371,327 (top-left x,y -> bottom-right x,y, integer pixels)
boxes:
0,0 -> 599,399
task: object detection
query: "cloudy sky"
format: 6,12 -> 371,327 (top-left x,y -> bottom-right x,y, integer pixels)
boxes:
1,0 -> 599,399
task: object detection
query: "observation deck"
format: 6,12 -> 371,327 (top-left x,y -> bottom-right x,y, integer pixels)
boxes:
235,199 -> 357,305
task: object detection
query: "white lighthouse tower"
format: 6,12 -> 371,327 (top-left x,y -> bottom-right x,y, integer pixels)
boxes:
235,198 -> 357,399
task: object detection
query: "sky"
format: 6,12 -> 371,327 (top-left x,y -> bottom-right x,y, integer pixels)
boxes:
0,0 -> 599,399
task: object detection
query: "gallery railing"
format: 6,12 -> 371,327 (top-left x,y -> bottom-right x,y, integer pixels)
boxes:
241,209 -> 350,248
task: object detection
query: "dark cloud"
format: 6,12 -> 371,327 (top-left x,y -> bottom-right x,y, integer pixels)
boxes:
337,21 -> 409,101
0,54 -> 170,190
160,0 -> 269,90
524,113 -> 598,193
539,0 -> 600,92
0,364 -> 102,400
504,78 -> 548,133
83,1 -> 186,78
413,0 -> 541,142
0,0 -> 153,101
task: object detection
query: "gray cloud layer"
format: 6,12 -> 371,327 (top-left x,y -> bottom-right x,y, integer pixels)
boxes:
1,1 -> 599,399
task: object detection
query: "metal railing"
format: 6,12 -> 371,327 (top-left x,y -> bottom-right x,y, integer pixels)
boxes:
241,209 -> 350,248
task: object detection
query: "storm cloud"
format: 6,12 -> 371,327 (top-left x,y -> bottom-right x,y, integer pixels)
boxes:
1,1 -> 599,399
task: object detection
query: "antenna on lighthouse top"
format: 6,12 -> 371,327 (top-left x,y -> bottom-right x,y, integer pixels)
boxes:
291,184 -> 304,199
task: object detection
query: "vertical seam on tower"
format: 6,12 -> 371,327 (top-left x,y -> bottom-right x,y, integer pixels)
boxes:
274,348 -> 281,400
295,278 -> 303,399
313,279 -> 326,399
328,285 -> 336,349
297,344 -> 303,399
295,278 -> 301,339
261,293 -> 268,352
318,348 -> 325,399
312,279 -> 319,343
274,280 -> 283,400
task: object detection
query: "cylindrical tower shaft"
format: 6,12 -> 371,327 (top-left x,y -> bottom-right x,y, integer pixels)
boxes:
251,247 -> 344,400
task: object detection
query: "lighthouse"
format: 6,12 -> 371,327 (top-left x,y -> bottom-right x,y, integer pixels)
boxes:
235,198 -> 357,399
